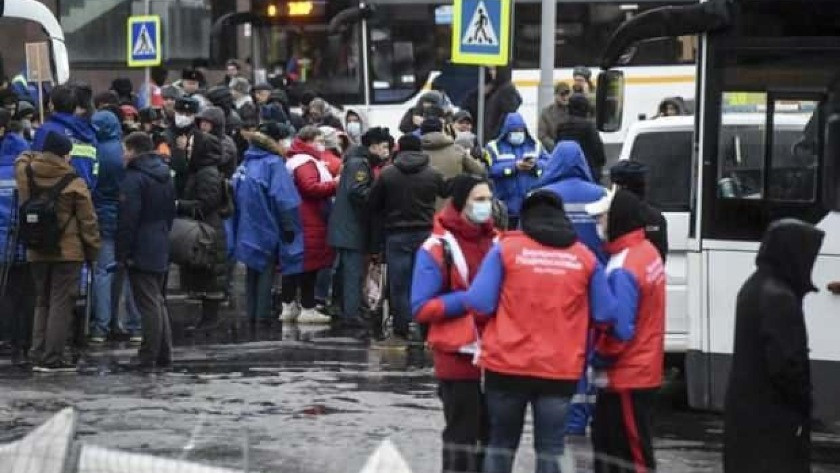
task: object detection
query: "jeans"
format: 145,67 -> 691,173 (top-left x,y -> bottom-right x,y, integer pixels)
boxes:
484,389 -> 570,473
337,249 -> 364,319
129,270 -> 172,367
92,238 -> 141,337
246,262 -> 275,320
385,230 -> 429,335
31,262 -> 82,365
281,271 -> 318,309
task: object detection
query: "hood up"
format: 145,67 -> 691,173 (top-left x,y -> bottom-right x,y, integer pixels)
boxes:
421,131 -> 455,151
538,141 -> 594,185
92,110 -> 122,142
756,218 -> 825,297
345,107 -> 370,132
520,190 -> 577,248
196,106 -> 226,138
287,137 -> 321,159
129,152 -> 171,183
49,112 -> 97,144
494,112 -> 535,145
188,131 -> 223,169
394,150 -> 429,174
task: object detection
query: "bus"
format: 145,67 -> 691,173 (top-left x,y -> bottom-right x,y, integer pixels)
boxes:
597,0 -> 840,423
2,0 -> 69,84
216,0 -> 697,157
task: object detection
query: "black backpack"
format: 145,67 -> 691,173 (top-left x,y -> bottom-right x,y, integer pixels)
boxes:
18,164 -> 78,251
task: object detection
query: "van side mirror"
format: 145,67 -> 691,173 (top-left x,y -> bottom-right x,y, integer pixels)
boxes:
596,70 -> 625,133
823,113 -> 840,210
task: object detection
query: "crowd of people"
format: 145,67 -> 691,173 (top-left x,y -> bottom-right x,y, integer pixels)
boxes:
0,58 -> 821,473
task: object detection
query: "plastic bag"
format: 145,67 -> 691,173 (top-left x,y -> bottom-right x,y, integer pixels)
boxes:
365,262 -> 385,309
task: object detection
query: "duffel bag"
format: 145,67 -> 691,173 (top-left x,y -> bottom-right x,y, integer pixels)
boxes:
168,217 -> 217,269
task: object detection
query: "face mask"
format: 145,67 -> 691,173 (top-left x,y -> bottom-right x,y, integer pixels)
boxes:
508,131 -> 525,146
346,121 -> 362,137
468,201 -> 493,224
174,113 -> 194,129
456,131 -> 475,142
596,222 -> 608,241
315,143 -> 326,153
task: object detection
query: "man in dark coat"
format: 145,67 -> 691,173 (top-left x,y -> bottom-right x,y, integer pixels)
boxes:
556,94 -> 606,183
609,161 -> 668,262
724,218 -> 825,473
327,127 -> 391,329
117,132 -> 176,369
461,67 -> 522,144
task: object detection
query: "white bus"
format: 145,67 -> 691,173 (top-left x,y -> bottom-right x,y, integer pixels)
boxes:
223,0 -> 697,156
598,0 -> 840,423
2,0 -> 69,83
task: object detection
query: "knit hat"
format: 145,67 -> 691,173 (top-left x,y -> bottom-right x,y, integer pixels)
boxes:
568,93 -> 591,118
573,66 -> 592,80
554,82 -> 571,94
229,77 -> 251,95
258,121 -> 294,141
420,117 -> 442,135
610,160 -> 648,197
181,68 -> 203,82
397,134 -> 422,152
361,127 -> 391,147
43,131 -> 72,157
448,174 -> 489,212
453,110 -> 473,123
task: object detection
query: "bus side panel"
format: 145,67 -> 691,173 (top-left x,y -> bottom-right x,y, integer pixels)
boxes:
686,249 -> 711,410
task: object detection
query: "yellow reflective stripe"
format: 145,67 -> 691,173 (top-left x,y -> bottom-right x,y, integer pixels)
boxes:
486,141 -> 499,166
71,143 -> 97,159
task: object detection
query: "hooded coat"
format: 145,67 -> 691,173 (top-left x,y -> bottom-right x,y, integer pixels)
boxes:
327,145 -> 382,252
369,150 -> 444,236
177,131 -> 227,295
344,108 -> 370,145
197,106 -> 239,178
484,112 -> 549,217
286,138 -> 337,272
116,153 -> 176,273
32,112 -> 99,190
537,141 -> 607,262
230,133 -> 302,273
91,111 -> 123,239
421,132 -> 486,209
14,151 -> 101,263
555,98 -> 606,179
399,91 -> 446,134
724,219 -> 824,473
462,67 -> 523,143
0,132 -> 29,264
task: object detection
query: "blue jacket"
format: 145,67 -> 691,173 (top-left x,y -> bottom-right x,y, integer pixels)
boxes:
116,153 -> 176,273
0,133 -> 30,264
485,113 -> 549,217
537,141 -> 607,263
230,140 -> 303,273
32,112 -> 98,190
91,111 -> 123,239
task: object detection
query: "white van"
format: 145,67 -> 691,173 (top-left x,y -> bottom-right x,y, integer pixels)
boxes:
617,113 -> 811,354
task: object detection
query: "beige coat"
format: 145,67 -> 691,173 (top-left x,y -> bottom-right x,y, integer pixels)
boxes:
15,151 -> 101,262
421,132 -> 487,209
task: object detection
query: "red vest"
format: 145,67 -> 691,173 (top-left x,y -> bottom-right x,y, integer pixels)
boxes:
480,232 -> 597,381
599,230 -> 666,389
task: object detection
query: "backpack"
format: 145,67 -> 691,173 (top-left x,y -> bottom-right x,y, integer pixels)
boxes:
18,164 -> 78,251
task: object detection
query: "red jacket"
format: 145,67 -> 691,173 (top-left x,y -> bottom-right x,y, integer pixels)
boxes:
478,232 -> 600,381
595,229 -> 666,389
412,205 -> 496,380
322,149 -> 342,177
286,139 -> 337,272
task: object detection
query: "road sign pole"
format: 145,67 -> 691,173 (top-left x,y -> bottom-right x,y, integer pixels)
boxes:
144,0 -> 151,107
538,0 -> 556,116
477,66 -> 486,145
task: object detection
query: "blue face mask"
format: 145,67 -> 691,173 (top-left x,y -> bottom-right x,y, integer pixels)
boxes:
508,131 -> 525,146
468,201 -> 493,224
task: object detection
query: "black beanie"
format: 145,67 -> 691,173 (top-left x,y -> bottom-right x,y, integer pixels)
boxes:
420,117 -> 443,135
447,174 -> 488,211
397,134 -> 422,152
258,121 -> 294,141
43,131 -> 73,157
610,160 -> 648,198
607,188 -> 646,242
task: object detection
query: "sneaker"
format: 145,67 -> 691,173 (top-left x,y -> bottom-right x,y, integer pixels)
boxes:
279,302 -> 302,323
88,336 -> 106,345
129,335 -> 143,344
297,308 -> 332,325
33,361 -> 78,373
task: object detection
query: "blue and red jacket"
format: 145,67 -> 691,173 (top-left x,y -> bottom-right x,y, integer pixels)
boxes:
32,112 -> 98,190
463,231 -> 616,381
0,133 -> 30,265
594,229 -> 666,390
411,206 -> 496,380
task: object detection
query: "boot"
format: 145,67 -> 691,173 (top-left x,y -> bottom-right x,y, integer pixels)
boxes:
188,301 -> 221,331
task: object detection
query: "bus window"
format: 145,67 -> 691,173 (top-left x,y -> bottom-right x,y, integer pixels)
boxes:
769,99 -> 820,202
717,93 -> 767,199
629,131 -> 693,211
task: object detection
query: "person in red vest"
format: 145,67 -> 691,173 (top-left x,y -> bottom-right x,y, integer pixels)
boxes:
462,190 -> 617,473
411,174 -> 498,473
585,188 -> 666,473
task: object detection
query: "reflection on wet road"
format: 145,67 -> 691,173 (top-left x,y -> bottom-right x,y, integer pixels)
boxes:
1,322 -> 838,473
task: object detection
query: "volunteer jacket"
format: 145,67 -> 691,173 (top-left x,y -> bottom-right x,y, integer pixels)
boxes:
0,133 -> 29,264
32,112 -> 99,190
485,112 -> 549,217
464,232 -> 615,381
537,141 -> 607,262
91,111 -> 123,240
594,229 -> 666,389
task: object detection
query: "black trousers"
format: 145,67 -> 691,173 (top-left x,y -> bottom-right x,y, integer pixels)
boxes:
129,270 -> 172,367
592,389 -> 657,473
438,380 -> 488,473
281,270 -> 318,309
0,265 -> 34,353
31,262 -> 81,365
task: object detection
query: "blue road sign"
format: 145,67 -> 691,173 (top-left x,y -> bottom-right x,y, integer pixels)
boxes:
451,0 -> 511,65
127,15 -> 161,67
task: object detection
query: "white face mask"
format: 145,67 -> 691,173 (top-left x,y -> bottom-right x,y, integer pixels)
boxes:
508,131 -> 525,146
346,121 -> 362,137
281,139 -> 292,149
174,113 -> 194,129
468,201 -> 493,224
315,143 -> 326,153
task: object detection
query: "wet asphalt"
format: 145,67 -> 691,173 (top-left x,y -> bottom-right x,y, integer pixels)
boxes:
1,300 -> 839,473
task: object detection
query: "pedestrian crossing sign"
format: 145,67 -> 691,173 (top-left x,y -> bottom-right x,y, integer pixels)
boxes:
451,0 -> 511,66
127,15 -> 162,67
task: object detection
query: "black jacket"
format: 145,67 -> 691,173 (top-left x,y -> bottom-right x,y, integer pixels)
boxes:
116,153 -> 176,273
555,116 -> 607,174
327,145 -> 380,251
724,219 -> 825,473
369,150 -> 444,247
641,202 -> 668,262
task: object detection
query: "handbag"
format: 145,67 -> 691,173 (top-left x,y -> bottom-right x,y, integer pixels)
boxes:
168,217 -> 217,269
